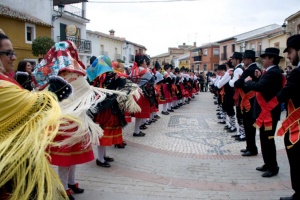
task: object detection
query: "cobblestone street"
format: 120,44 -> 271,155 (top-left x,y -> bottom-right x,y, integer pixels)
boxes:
70,92 -> 293,200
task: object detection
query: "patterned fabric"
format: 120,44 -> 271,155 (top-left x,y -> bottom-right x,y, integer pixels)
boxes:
32,41 -> 86,89
86,55 -> 114,82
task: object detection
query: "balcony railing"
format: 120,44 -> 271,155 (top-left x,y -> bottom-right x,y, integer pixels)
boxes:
221,53 -> 227,60
115,54 -> 121,60
57,36 -> 91,53
100,51 -> 108,56
129,54 -> 134,63
193,56 -> 202,62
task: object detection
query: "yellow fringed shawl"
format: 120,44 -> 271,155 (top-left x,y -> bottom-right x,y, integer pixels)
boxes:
0,80 -> 68,200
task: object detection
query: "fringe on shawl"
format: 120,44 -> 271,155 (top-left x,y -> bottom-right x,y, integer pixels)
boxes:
117,81 -> 142,113
56,76 -> 127,147
0,82 -> 69,200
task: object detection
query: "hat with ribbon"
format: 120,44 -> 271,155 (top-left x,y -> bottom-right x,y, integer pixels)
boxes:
230,52 -> 243,60
283,34 -> 300,53
260,47 -> 283,59
243,50 -> 256,59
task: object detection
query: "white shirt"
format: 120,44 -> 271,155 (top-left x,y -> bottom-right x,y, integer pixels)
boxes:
217,69 -> 233,89
229,64 -> 243,87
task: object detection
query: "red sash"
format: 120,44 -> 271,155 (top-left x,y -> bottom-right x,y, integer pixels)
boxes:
233,88 -> 240,106
277,99 -> 300,148
239,89 -> 255,112
219,87 -> 225,103
254,92 -> 278,130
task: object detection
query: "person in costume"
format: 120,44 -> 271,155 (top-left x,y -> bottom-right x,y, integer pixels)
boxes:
217,61 -> 236,133
229,52 -> 245,141
161,64 -> 173,114
244,47 -> 284,178
14,60 -> 34,91
87,55 -> 141,166
234,50 -> 261,156
275,35 -> 300,200
33,41 -> 107,200
0,33 -> 72,200
129,53 -> 154,136
153,62 -> 163,118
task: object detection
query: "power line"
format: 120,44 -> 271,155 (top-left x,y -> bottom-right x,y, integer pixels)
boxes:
88,0 -> 201,3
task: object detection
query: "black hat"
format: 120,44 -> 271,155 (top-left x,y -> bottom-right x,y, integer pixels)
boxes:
217,64 -> 226,71
135,53 -> 145,66
230,52 -> 243,59
283,34 -> 300,53
260,47 -> 283,59
243,50 -> 256,59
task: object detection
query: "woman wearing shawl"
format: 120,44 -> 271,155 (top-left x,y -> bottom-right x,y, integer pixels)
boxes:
129,53 -> 155,137
0,34 -> 72,199
32,41 -> 107,200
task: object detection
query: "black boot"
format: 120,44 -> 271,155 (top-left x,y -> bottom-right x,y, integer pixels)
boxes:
68,183 -> 84,194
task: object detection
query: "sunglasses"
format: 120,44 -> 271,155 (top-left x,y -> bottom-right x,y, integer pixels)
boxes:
0,51 -> 16,58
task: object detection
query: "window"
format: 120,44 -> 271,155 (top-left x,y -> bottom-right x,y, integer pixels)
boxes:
203,64 -> 207,71
232,44 -> 235,52
186,60 -> 188,64
25,23 -> 36,43
203,49 -> 208,56
213,63 -> 218,70
274,42 -> 280,48
251,44 -> 255,51
213,48 -> 219,56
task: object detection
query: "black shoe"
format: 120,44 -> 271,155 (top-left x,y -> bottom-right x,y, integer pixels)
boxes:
167,109 -> 174,112
227,128 -> 237,133
218,121 -> 226,124
217,116 -> 224,119
154,115 -> 161,119
262,169 -> 279,178
68,183 -> 84,194
224,125 -> 231,129
115,144 -> 125,148
133,132 -> 145,137
280,196 -> 295,200
161,111 -> 169,115
242,151 -> 257,156
104,156 -> 114,162
240,148 -> 247,153
256,165 -> 268,172
140,124 -> 147,130
231,134 -> 241,138
235,137 -> 246,141
145,121 -> 152,125
96,159 -> 111,167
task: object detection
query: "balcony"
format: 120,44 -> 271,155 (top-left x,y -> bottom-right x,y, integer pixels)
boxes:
129,54 -> 134,63
193,56 -> 202,62
57,36 -> 91,53
100,51 -> 108,56
221,53 -> 227,60
115,54 -> 121,60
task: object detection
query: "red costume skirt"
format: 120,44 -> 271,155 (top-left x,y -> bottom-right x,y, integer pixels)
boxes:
133,93 -> 151,118
125,112 -> 132,123
48,127 -> 94,167
162,84 -> 172,103
95,109 -> 123,146
180,84 -> 189,98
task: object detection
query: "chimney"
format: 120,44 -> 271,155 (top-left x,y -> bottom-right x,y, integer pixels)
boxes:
109,29 -> 115,36
183,43 -> 186,45
194,42 -> 196,47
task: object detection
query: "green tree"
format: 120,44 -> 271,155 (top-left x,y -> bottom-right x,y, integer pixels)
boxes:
32,37 -> 54,57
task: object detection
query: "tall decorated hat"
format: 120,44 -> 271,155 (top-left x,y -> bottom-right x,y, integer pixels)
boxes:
86,55 -> 114,82
32,40 -> 86,89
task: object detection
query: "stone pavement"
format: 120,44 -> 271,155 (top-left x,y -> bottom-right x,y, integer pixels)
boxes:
69,92 -> 293,200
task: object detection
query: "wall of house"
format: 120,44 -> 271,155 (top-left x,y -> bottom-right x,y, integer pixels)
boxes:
0,17 -> 51,70
1,0 -> 52,25
99,36 -> 122,61
287,14 -> 300,35
269,33 -> 288,68
218,39 -> 236,64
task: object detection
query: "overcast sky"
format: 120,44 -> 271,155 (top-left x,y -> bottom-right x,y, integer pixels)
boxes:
86,0 -> 299,57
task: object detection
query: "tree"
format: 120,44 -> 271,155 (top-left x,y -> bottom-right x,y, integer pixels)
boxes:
32,37 -> 55,57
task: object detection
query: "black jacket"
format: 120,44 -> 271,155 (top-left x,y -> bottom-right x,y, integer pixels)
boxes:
245,66 -> 283,121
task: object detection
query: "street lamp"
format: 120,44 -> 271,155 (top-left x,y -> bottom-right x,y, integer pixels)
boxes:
52,4 -> 65,21
281,21 -> 292,35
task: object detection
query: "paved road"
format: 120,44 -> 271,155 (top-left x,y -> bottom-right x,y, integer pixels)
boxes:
66,92 -> 293,200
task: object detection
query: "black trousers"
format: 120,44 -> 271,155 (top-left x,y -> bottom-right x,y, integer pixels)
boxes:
284,132 -> 300,198
259,120 -> 279,171
242,109 -> 257,153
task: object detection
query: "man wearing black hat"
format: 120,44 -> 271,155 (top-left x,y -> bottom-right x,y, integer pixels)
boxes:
234,50 -> 261,156
276,34 -> 300,200
229,52 -> 245,141
245,47 -> 283,178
